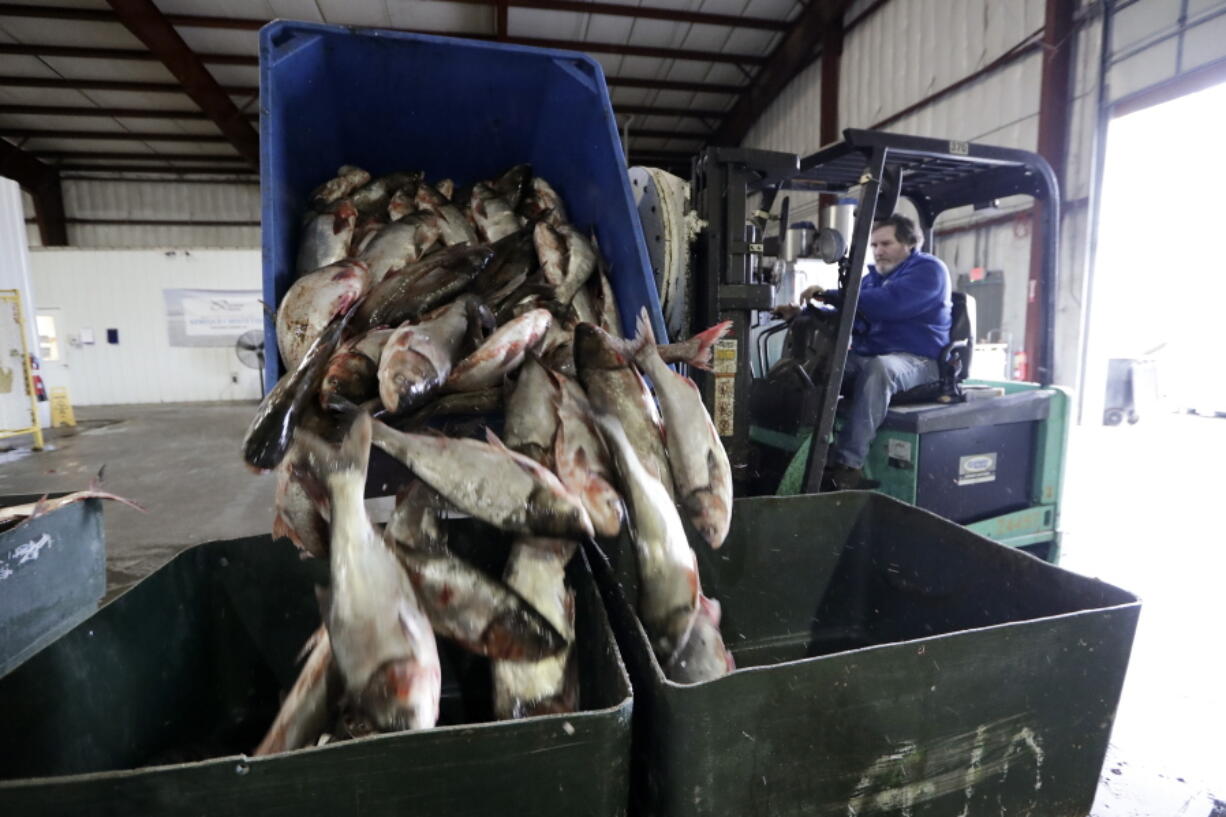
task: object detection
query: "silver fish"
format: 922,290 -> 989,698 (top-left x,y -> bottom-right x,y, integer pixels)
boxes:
272,441 -> 330,559
519,176 -> 568,226
349,211 -> 388,256
297,199 -> 358,277
384,482 -> 565,661
535,222 -> 596,304
664,593 -> 734,684
352,244 -> 493,332
593,414 -> 698,660
503,354 -> 561,466
589,249 -> 623,338
493,537 -> 579,719
0,482 -> 144,532
397,388 -> 503,431
415,183 -> 479,246
255,626 -> 338,755
554,379 -> 624,539
377,296 -> 474,414
319,327 -> 394,411
244,313 -> 350,471
299,414 -> 441,732
351,171 -> 423,214
470,182 -> 524,243
370,421 -> 593,538
387,187 -> 415,222
574,322 -> 674,497
276,259 -> 369,371
492,164 -> 532,210
444,308 -> 552,393
436,179 -> 455,200
309,165 -> 370,209
633,309 -> 733,550
358,215 -> 442,284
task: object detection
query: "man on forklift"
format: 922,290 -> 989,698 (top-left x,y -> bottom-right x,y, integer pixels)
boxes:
799,213 -> 952,490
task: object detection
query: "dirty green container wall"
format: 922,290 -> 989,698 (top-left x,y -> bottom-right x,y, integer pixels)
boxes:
0,497 -> 105,679
0,533 -> 632,817
589,493 -> 1139,817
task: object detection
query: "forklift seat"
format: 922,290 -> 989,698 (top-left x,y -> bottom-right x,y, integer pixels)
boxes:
891,291 -> 973,406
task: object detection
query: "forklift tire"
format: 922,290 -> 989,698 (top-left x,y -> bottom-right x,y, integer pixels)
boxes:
1127,411 -> 1140,424
1103,408 -> 1124,426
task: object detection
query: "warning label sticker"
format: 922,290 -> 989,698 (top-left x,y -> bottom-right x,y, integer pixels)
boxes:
957,452 -> 997,485
713,339 -> 737,437
713,339 -> 738,375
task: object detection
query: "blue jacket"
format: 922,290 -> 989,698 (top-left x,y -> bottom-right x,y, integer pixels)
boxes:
852,250 -> 952,359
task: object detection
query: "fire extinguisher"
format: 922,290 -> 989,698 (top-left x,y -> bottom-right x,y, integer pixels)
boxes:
29,354 -> 47,401
1012,350 -> 1029,382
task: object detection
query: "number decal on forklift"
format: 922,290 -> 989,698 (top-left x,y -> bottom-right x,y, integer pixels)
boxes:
949,140 -> 970,155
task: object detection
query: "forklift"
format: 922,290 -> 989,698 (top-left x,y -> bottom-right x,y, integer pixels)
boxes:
681,129 -> 1070,562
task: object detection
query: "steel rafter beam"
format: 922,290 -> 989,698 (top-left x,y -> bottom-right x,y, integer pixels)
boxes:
105,0 -> 259,166
0,104 -> 257,121
616,104 -> 729,120
0,42 -> 255,66
713,0 -> 850,146
0,74 -> 257,96
0,0 -> 787,32
0,138 -> 66,245
0,14 -> 766,67
34,150 -> 244,163
57,164 -> 257,175
0,129 -> 228,143
607,76 -> 743,95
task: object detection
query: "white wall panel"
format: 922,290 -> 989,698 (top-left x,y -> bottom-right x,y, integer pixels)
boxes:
881,51 -> 1042,148
28,249 -> 263,406
23,180 -> 260,250
840,0 -> 1045,131
742,58 -> 823,154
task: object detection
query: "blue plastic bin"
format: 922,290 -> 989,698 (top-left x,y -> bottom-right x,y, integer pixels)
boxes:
259,21 -> 666,388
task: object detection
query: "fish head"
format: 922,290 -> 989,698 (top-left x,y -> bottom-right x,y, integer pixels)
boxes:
494,163 -> 531,206
319,351 -> 378,409
528,482 -> 595,539
584,478 -> 624,539
378,346 -> 440,415
574,322 -> 629,371
358,658 -> 441,732
684,488 -> 731,551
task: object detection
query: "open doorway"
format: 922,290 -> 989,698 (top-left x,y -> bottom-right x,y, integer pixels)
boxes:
1063,78 -> 1226,814
1082,80 -> 1226,424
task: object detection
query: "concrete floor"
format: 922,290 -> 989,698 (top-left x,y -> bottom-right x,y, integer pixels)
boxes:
0,401 -> 1222,814
0,403 -> 274,599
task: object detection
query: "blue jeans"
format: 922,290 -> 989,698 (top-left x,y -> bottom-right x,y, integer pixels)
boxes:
831,352 -> 939,469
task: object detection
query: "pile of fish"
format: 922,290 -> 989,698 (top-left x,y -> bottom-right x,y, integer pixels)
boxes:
243,163 -> 737,755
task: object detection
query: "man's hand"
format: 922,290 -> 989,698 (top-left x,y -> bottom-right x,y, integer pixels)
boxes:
771,303 -> 801,321
799,285 -> 828,303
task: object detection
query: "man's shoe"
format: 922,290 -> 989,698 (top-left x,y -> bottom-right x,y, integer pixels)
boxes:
827,464 -> 880,491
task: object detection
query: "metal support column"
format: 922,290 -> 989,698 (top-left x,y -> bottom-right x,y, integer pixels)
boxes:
801,146 -> 888,493
692,147 -> 798,492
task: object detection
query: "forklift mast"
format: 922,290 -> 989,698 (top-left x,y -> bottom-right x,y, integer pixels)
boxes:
690,129 -> 1060,495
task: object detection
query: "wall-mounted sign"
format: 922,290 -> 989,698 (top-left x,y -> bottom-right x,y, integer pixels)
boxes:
164,288 -> 263,347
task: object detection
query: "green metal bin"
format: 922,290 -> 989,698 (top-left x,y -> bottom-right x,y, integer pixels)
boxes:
0,527 -> 632,817
590,492 -> 1139,817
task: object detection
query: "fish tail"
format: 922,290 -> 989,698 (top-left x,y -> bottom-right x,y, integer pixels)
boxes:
676,320 -> 733,371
